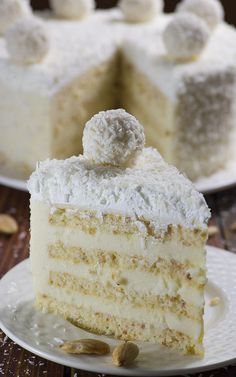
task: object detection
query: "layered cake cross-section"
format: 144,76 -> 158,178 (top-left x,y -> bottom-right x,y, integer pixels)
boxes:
28,109 -> 210,355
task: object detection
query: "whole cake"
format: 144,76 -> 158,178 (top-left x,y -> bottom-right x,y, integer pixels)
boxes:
0,0 -> 236,181
28,109 -> 210,355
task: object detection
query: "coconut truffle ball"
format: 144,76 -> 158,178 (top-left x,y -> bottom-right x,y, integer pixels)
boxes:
0,0 -> 31,35
177,0 -> 224,30
83,109 -> 145,167
163,13 -> 210,61
50,0 -> 95,20
119,0 -> 163,23
6,18 -> 50,65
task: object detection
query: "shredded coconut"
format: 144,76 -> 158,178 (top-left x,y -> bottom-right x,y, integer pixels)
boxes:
0,0 -> 31,35
177,0 -> 224,30
50,0 -> 95,20
163,14 -> 210,61
27,147 -> 210,230
83,109 -> 145,167
119,0 -> 163,23
6,17 -> 50,65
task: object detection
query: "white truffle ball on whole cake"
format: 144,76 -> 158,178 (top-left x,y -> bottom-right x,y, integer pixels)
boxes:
177,0 -> 224,30
0,0 -> 31,35
119,0 -> 164,23
6,18 -> 50,65
163,13 -> 210,61
83,109 -> 145,167
50,0 -> 95,20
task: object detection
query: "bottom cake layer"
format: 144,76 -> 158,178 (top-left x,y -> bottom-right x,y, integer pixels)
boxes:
36,293 -> 203,356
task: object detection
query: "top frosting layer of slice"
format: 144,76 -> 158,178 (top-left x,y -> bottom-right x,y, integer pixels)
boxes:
28,147 -> 210,230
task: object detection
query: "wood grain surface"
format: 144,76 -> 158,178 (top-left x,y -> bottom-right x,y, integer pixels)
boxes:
0,184 -> 236,377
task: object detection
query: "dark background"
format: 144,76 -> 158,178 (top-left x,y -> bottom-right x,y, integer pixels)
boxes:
31,0 -> 236,26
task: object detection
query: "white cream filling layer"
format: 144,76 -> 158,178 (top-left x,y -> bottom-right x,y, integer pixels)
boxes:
48,224 -> 205,266
37,284 -> 202,341
44,259 -> 204,307
31,200 -> 205,267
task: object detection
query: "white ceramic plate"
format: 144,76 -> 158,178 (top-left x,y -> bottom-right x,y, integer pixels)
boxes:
0,246 -> 236,376
0,174 -> 27,191
194,159 -> 236,194
1,159 -> 236,194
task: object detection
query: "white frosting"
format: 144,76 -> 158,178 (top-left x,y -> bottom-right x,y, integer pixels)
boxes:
0,10 -> 235,98
177,0 -> 224,30
50,0 -> 95,20
119,0 -> 163,23
0,0 -> 31,35
28,147 -> 210,230
83,109 -> 145,167
6,17 -> 50,65
0,10 -> 121,95
163,14 -> 210,61
122,19 -> 236,100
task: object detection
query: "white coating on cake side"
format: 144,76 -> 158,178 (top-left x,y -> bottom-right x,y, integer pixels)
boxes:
27,147 -> 210,230
83,109 -> 145,167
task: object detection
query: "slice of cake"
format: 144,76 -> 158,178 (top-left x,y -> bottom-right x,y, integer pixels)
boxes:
28,109 -> 210,355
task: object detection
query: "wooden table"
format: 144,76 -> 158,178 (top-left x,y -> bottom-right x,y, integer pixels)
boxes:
0,184 -> 236,377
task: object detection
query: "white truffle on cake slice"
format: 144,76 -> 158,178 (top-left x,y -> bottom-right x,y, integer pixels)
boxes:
28,109 -> 210,356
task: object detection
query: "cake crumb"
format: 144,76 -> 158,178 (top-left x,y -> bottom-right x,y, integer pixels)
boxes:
208,225 -> 219,237
209,297 -> 220,306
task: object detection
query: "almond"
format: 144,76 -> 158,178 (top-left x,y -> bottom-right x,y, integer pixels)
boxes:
0,214 -> 18,234
208,225 -> 219,237
59,338 -> 110,355
112,342 -> 139,367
